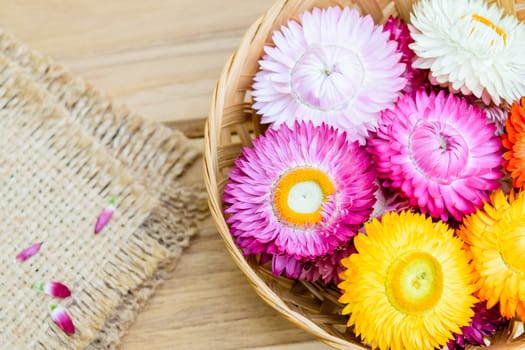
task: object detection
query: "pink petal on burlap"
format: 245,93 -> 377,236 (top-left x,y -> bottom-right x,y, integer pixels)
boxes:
34,281 -> 71,299
49,304 -> 75,334
16,242 -> 43,262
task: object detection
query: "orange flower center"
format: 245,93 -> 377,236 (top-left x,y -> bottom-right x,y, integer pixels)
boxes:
273,167 -> 335,226
469,13 -> 507,46
386,251 -> 443,315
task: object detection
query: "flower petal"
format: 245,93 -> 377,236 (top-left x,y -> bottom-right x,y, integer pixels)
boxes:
94,195 -> 118,234
34,281 -> 71,299
16,242 -> 43,262
49,304 -> 75,334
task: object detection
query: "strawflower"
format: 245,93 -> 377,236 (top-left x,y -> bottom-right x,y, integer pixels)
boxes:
224,122 -> 376,262
369,90 -> 502,221
457,189 -> 525,322
410,0 -> 525,105
502,97 -> 525,188
252,6 -> 405,144
339,211 -> 477,350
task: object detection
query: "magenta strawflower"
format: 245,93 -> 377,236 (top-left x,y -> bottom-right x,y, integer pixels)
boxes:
266,243 -> 356,284
224,122 -> 376,261
94,195 -> 117,234
447,301 -> 504,349
271,254 -> 302,279
49,304 -> 75,334
369,90 -> 502,221
33,281 -> 71,299
16,242 -> 43,262
299,243 -> 357,285
251,6 -> 405,144
383,16 -> 429,94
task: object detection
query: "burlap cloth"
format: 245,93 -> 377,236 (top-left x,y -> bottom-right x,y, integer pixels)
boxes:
0,32 -> 208,349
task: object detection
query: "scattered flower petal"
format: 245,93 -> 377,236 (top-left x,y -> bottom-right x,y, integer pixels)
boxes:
16,242 -> 43,262
49,304 -> 75,334
33,281 -> 71,299
94,195 -> 117,234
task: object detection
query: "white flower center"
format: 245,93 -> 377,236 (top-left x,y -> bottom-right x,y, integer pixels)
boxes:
287,181 -> 324,214
290,44 -> 365,111
408,121 -> 469,183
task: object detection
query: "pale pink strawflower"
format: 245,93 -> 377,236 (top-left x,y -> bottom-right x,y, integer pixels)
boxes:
252,6 -> 405,144
49,304 -> 75,334
369,90 -> 502,221
94,195 -> 117,234
224,121 -> 376,261
16,242 -> 43,262
33,281 -> 71,299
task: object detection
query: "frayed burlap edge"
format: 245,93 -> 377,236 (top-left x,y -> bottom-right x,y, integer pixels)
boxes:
0,31 -> 210,349
85,187 -> 208,350
0,31 -> 200,195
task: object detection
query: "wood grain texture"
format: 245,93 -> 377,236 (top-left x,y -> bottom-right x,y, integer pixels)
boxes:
1,1 -> 332,349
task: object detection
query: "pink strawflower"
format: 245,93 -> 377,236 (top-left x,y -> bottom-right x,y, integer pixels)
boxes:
369,90 -> 502,221
383,16 -> 429,94
33,281 -> 71,299
271,254 -> 302,279
264,243 -> 356,285
16,242 -> 43,262
224,121 -> 376,261
447,301 -> 504,349
252,6 -> 405,144
94,195 -> 117,234
49,304 -> 75,334
369,184 -> 411,220
299,243 -> 357,285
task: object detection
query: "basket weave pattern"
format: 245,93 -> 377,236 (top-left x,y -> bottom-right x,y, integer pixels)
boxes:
204,0 -> 525,349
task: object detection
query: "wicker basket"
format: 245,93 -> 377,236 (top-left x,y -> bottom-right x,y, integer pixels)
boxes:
204,0 -> 525,349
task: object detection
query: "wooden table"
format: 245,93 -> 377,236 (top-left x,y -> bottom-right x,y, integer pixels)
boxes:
2,1 -> 332,349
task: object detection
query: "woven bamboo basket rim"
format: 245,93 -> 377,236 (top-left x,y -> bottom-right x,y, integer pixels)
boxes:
204,0 -> 525,349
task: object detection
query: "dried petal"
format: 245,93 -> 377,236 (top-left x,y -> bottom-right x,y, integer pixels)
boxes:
49,304 -> 75,334
33,281 -> 71,299
94,195 -> 117,234
16,242 -> 43,262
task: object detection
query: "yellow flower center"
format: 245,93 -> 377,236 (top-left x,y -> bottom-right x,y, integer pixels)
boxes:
499,225 -> 525,276
386,251 -> 443,315
469,13 -> 507,46
273,167 -> 335,226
